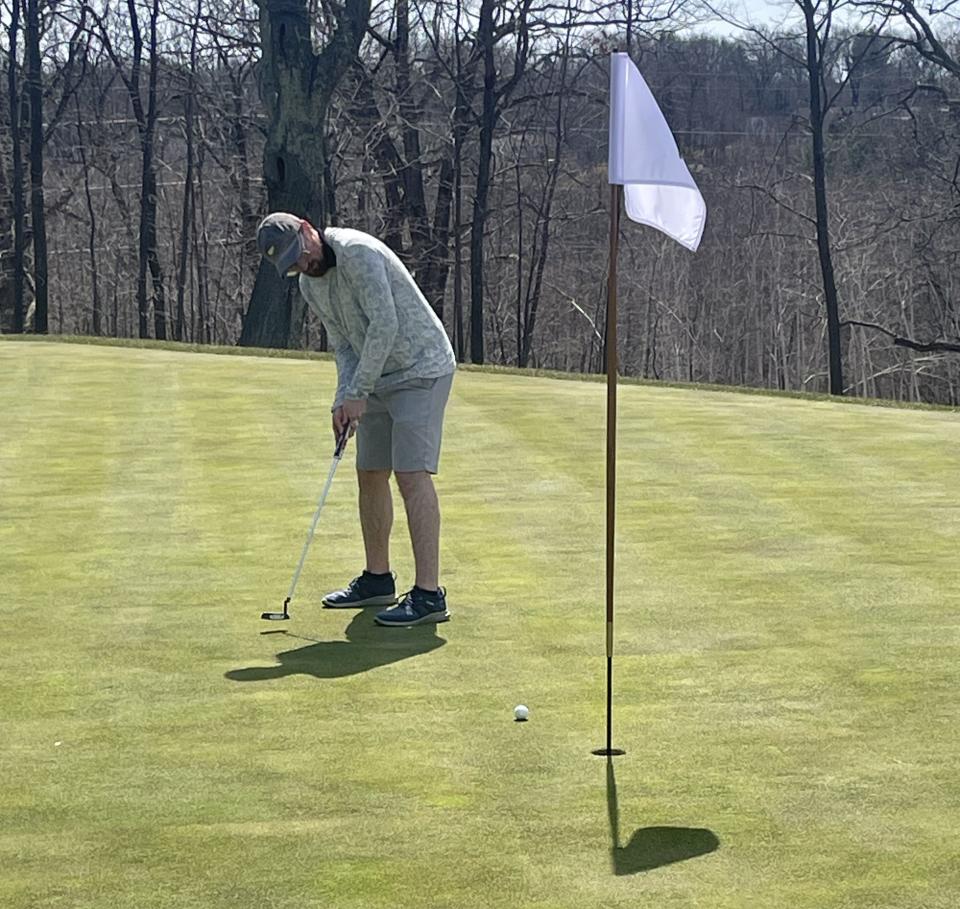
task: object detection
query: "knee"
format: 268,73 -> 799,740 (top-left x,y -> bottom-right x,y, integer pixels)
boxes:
394,470 -> 430,497
357,468 -> 392,491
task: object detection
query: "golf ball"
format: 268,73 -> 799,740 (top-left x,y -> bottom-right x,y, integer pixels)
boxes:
514,704 -> 529,721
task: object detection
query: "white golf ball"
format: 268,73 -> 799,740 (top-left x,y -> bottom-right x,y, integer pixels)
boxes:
514,704 -> 529,721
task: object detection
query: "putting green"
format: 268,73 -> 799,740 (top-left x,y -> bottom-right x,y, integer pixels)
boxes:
2,339 -> 959,908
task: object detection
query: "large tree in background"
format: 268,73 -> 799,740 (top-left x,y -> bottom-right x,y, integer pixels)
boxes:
862,0 -> 960,77
842,0 -> 960,363
90,0 -> 166,339
799,0 -> 846,394
787,0 -> 904,395
239,0 -> 369,349
469,0 -> 532,364
6,0 -> 27,333
718,0 -> 896,395
23,0 -> 87,334
25,0 -> 49,333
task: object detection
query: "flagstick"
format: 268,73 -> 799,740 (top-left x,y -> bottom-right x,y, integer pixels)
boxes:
594,183 -> 625,758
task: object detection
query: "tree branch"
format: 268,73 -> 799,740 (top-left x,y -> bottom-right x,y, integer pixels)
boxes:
845,320 -> 960,353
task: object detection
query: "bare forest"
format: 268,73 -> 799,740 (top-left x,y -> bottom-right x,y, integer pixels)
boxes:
2,0 -> 959,403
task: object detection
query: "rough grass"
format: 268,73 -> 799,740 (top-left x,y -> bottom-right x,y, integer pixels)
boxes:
1,339 -> 959,908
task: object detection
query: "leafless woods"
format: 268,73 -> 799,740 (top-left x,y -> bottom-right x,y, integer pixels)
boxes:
2,0 -> 958,403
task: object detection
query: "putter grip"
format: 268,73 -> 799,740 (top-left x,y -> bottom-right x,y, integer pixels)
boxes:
334,426 -> 351,458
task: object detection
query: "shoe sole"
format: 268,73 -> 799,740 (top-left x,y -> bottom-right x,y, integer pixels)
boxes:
322,594 -> 398,608
374,611 -> 450,627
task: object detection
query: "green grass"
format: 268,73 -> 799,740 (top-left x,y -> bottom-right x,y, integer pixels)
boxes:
2,339 -> 959,908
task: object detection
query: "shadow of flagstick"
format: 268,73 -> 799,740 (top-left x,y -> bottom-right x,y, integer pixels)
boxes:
606,758 -> 720,875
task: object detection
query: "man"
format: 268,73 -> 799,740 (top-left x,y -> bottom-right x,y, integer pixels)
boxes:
256,212 -> 456,627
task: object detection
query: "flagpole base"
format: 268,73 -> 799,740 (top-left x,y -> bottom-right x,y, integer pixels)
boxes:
592,748 -> 626,757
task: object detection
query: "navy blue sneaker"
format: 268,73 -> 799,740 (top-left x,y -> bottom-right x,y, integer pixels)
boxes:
374,587 -> 449,626
322,571 -> 397,608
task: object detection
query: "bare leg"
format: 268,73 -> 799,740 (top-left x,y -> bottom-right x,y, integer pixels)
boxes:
394,471 -> 440,590
357,468 -> 392,574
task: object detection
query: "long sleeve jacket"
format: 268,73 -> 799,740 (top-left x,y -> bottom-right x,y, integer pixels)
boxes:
298,227 -> 456,409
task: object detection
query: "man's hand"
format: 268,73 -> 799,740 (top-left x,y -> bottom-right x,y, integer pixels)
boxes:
332,406 -> 348,441
342,398 -> 366,436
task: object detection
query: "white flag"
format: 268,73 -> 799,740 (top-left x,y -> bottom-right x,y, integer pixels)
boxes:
608,52 -> 706,252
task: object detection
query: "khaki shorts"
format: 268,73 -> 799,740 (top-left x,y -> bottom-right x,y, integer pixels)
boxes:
356,373 -> 454,474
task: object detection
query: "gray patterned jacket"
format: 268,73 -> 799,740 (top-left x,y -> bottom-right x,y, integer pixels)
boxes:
298,227 -> 456,409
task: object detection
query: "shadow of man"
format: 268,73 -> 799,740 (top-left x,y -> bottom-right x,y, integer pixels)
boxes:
606,758 -> 719,875
225,611 -> 446,682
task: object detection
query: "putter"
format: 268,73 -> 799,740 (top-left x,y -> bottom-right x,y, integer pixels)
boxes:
261,425 -> 352,621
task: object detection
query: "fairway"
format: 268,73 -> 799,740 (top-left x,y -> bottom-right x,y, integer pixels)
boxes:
2,339 -> 959,909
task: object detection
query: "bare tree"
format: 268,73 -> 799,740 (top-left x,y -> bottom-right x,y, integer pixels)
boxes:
173,0 -> 200,342
469,0 -> 533,363
858,0 -> 960,77
799,0 -> 846,394
18,0 -> 87,334
73,94 -> 102,333
25,0 -> 48,332
238,0 -> 370,349
8,2 -> 958,402
518,38 -> 579,367
6,0 -> 27,332
88,0 -> 167,339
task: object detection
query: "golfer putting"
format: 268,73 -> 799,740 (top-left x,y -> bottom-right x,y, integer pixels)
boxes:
257,213 -> 457,627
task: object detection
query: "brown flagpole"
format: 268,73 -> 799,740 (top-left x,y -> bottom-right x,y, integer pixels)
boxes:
594,182 -> 625,757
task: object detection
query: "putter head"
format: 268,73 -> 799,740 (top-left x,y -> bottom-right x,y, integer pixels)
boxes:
261,596 -> 292,622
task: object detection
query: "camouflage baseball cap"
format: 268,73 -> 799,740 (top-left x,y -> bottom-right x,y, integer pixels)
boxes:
256,212 -> 305,277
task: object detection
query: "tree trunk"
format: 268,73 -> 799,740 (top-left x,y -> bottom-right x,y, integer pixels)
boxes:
469,0 -> 497,364
239,0 -> 369,349
429,52 -> 474,334
803,0 -> 844,395
515,154 -> 524,365
453,116 -> 465,361
193,142 -> 210,344
520,48 -> 568,368
353,69 -> 405,253
146,0 -> 166,340
422,154 -> 454,320
395,0 -> 432,269
175,1 -> 200,342
75,97 -> 101,335
26,0 -> 48,334
116,0 -> 167,339
7,0 -> 26,333
223,59 -> 259,320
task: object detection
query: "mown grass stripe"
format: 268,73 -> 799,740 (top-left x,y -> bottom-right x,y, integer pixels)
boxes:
1,341 -> 958,909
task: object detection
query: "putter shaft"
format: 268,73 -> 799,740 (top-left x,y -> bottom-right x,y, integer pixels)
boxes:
262,428 -> 350,621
